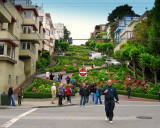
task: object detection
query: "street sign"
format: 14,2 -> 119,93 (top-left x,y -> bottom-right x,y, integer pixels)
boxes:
79,68 -> 87,77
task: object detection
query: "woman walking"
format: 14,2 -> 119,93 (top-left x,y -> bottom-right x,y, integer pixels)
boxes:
58,84 -> 64,106
65,85 -> 71,104
95,86 -> 102,104
18,87 -> 23,106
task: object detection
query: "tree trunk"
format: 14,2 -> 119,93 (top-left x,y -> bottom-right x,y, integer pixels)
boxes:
142,67 -> 145,82
133,61 -> 136,78
153,70 -> 157,84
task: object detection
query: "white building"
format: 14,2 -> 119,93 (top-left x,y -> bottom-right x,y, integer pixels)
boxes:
53,23 -> 64,40
11,0 -> 32,5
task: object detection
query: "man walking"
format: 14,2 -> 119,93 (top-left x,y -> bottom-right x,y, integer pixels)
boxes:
79,83 -> 87,107
102,80 -> 119,124
65,75 -> 70,84
51,83 -> 56,104
8,85 -> 16,106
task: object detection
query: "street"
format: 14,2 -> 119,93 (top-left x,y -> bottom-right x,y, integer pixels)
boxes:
0,98 -> 160,128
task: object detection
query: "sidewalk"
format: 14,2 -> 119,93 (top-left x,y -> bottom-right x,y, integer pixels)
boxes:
0,95 -> 159,109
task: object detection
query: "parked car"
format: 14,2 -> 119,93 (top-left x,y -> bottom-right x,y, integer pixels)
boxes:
89,52 -> 102,59
64,53 -> 72,56
89,51 -> 95,55
105,59 -> 121,66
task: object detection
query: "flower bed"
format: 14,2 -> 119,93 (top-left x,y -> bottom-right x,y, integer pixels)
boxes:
72,65 -> 160,96
23,77 -> 78,98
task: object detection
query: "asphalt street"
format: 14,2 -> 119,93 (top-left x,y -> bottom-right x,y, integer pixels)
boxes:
0,100 -> 160,128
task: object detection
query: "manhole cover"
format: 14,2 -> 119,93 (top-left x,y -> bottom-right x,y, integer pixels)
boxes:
136,116 -> 152,119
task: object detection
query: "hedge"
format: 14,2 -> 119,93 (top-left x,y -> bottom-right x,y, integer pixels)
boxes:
117,90 -> 159,100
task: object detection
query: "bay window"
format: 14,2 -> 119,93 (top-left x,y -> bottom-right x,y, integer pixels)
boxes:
7,44 -> 11,57
21,42 -> 31,50
23,11 -> 32,19
0,42 -> 4,55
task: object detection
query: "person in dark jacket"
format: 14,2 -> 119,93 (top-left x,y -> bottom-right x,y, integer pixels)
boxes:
79,83 -> 87,106
58,84 -> 64,106
102,80 -> 119,124
18,87 -> 23,106
86,85 -> 90,103
127,86 -> 131,98
8,85 -> 16,106
90,84 -> 97,104
65,75 -> 70,84
50,73 -> 54,80
95,86 -> 102,104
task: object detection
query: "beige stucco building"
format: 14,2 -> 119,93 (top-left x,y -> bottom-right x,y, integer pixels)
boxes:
0,0 -> 44,93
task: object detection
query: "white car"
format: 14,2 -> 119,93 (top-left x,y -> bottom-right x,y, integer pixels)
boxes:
105,59 -> 121,66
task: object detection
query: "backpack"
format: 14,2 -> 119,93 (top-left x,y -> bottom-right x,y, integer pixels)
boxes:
69,87 -> 72,94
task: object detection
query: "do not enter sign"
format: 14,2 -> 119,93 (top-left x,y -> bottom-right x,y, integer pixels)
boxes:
79,69 -> 87,77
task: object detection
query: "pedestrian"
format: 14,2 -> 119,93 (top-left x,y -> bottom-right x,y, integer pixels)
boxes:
58,73 -> 63,82
58,83 -> 64,106
90,84 -> 97,104
17,87 -> 23,106
65,85 -> 71,104
158,89 -> 160,102
53,74 -> 59,82
127,86 -> 131,98
96,86 -> 102,104
51,83 -> 56,104
65,75 -> 70,84
79,83 -> 87,107
69,84 -> 72,103
62,84 -> 66,101
86,85 -> 90,103
8,85 -> 16,106
50,73 -> 54,80
71,77 -> 75,85
102,80 -> 119,124
73,79 -> 77,87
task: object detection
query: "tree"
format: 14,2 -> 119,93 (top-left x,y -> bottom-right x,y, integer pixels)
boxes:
114,50 -> 126,66
148,0 -> 160,55
133,12 -> 152,46
138,53 -> 152,82
59,42 -> 69,51
64,26 -> 71,42
108,4 -> 139,22
149,56 -> 160,84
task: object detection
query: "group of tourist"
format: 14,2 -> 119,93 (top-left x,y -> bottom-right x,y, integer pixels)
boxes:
50,73 -> 63,82
51,83 -> 72,105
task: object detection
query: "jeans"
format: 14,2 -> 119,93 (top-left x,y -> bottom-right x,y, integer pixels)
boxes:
91,92 -> 96,104
11,95 -> 16,106
105,100 -> 115,121
70,95 -> 71,103
128,91 -> 131,98
80,96 -> 86,106
96,96 -> 102,104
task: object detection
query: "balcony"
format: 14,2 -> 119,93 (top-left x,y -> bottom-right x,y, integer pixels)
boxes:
0,57 -> 17,64
20,33 -> 40,44
0,4 -> 11,23
0,30 -> 16,40
23,19 -> 37,25
19,50 -> 32,57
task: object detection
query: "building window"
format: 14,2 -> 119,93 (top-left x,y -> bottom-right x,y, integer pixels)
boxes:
0,42 -> 4,56
21,42 -> 31,50
46,29 -> 50,36
32,44 -> 35,53
16,76 -> 18,86
7,44 -> 12,57
46,18 -> 50,25
23,26 -> 33,34
8,75 -> 11,86
16,19 -> 19,28
23,11 -> 32,19
12,47 -> 15,59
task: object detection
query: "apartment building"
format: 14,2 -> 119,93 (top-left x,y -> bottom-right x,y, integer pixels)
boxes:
53,23 -> 64,40
90,24 -> 106,38
38,7 -> 55,54
0,0 -> 44,93
11,0 -> 32,5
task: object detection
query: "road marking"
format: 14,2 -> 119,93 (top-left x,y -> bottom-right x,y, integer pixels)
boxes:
1,108 -> 37,128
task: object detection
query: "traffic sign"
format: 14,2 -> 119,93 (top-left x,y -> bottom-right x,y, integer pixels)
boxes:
79,68 -> 87,77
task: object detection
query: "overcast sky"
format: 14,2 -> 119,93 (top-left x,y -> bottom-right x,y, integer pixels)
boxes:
32,0 -> 155,45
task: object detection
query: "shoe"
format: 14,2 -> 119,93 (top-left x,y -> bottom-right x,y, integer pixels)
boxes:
109,121 -> 114,124
105,117 -> 108,121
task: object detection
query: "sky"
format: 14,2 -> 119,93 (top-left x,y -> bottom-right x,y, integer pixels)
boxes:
32,0 -> 155,45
